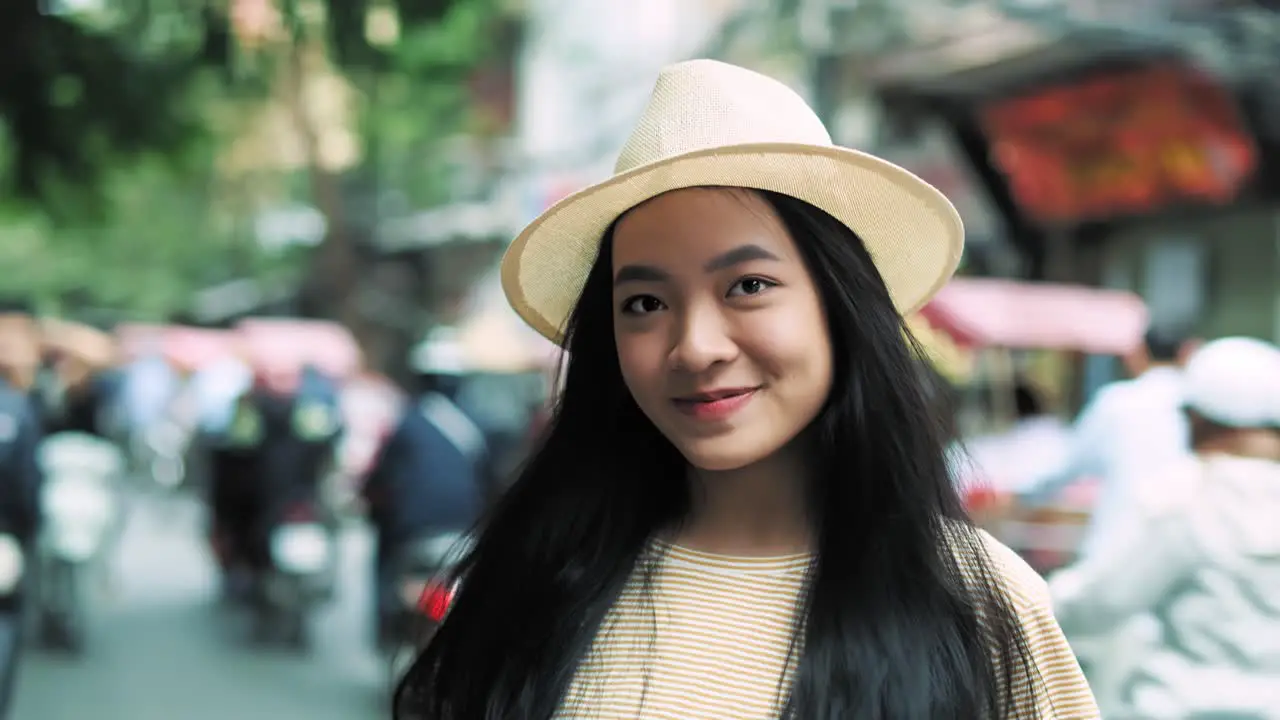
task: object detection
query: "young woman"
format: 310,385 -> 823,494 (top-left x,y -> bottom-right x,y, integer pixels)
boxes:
395,59 -> 1097,719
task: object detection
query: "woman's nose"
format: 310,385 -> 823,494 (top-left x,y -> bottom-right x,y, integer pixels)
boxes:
667,305 -> 737,373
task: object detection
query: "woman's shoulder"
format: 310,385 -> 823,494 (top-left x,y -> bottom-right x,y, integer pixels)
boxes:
942,520 -> 1051,610
944,522 -> 1103,717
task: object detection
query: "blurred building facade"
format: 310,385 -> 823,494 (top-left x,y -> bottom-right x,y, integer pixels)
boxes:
354,0 -> 742,378
367,0 -> 1280,378
848,0 -> 1280,343
514,0 -> 748,221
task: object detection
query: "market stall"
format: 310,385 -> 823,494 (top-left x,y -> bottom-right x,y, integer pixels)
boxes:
914,277 -> 1149,573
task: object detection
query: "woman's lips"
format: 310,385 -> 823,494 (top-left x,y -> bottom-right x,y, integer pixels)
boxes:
672,388 -> 759,421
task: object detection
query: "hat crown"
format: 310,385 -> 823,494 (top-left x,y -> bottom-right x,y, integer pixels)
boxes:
614,59 -> 833,174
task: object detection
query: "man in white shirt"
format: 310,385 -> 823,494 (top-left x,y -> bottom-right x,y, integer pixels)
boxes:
1050,336 -> 1280,718
1020,326 -> 1196,560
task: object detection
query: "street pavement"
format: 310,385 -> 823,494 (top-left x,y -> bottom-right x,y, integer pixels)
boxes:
12,494 -> 390,720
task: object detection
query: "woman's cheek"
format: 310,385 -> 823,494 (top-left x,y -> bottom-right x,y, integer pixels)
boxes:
743,309 -> 829,368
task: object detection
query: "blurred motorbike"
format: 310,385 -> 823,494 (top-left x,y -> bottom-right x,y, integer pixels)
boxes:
385,532 -> 468,692
0,537 -> 24,606
131,419 -> 189,494
254,500 -> 336,652
36,432 -> 123,654
0,533 -> 25,717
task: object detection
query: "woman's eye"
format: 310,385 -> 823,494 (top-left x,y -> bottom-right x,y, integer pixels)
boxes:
727,277 -> 775,298
621,295 -> 665,315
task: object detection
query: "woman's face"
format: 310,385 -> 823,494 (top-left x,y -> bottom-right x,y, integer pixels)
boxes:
611,188 -> 833,471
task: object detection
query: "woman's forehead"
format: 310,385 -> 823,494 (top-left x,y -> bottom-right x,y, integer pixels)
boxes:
611,187 -> 796,266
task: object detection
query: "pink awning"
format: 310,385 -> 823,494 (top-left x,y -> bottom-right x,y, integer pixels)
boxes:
114,323 -> 166,361
116,324 -> 240,370
165,327 -> 238,370
235,318 -> 362,379
918,278 -> 1149,355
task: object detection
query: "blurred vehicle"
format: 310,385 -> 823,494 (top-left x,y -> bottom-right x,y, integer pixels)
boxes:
133,417 -> 189,494
912,278 -> 1149,574
0,403 -> 32,717
35,431 -> 123,654
258,371 -> 344,653
208,385 -> 341,652
0,532 -> 23,714
365,329 -> 485,656
0,539 -> 21,609
384,532 -> 467,694
257,498 -> 335,651
205,320 -> 355,652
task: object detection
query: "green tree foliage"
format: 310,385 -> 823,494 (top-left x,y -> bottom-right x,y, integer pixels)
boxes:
0,1 -> 211,220
0,132 -> 255,318
0,0 -> 508,317
0,0 -> 504,216
366,1 -> 503,209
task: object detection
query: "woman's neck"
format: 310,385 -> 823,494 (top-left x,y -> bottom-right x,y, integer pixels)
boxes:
675,446 -> 813,557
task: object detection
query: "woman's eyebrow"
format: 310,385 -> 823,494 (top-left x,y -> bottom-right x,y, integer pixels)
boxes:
614,243 -> 781,287
614,264 -> 669,286
703,243 -> 780,272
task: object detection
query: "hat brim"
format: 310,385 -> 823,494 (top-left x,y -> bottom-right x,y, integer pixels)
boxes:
502,141 -> 964,346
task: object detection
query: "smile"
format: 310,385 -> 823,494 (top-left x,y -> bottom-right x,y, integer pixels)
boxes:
671,387 -> 760,421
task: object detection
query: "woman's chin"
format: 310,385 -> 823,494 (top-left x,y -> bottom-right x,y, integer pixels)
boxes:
676,437 -> 776,473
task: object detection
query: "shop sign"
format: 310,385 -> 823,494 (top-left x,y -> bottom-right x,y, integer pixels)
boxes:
980,63 -> 1258,225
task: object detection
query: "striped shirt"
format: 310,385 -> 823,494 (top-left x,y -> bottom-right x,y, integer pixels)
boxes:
556,529 -> 1099,719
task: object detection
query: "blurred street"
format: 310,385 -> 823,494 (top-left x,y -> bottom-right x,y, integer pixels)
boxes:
12,496 -> 386,720
0,0 -> 1277,717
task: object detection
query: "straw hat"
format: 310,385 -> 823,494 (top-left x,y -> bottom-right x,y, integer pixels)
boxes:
501,58 -> 964,345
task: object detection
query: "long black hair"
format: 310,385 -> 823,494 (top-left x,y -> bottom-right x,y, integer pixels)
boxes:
395,189 -> 1039,719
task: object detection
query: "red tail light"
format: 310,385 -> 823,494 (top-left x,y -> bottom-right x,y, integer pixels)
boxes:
964,486 -> 1001,513
417,580 -> 455,623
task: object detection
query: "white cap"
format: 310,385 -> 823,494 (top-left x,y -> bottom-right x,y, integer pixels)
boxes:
410,327 -> 468,375
1182,337 -> 1280,428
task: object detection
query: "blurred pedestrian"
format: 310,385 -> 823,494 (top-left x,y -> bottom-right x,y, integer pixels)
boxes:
0,379 -> 41,720
37,319 -> 121,439
118,349 -> 178,435
363,330 -> 484,650
1050,336 -> 1280,718
1020,324 -> 1197,559
0,299 -> 44,719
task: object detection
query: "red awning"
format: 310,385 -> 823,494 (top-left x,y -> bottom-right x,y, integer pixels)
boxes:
918,278 -> 1149,355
